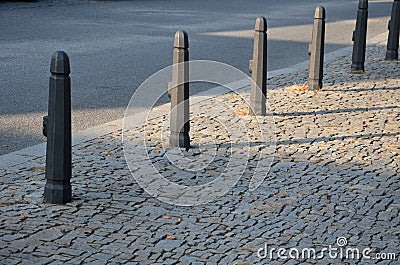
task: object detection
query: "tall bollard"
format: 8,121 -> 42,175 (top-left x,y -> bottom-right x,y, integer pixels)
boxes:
308,6 -> 326,91
351,0 -> 368,73
168,30 -> 190,149
249,16 -> 267,116
385,0 -> 400,60
43,51 -> 72,204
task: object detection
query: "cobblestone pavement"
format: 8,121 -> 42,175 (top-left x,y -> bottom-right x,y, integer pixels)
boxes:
1,42 -> 399,264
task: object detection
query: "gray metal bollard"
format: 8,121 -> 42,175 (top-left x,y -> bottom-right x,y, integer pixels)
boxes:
43,51 -> 72,204
249,16 -> 267,116
168,30 -> 190,149
385,0 -> 400,60
351,0 -> 368,73
308,6 -> 326,91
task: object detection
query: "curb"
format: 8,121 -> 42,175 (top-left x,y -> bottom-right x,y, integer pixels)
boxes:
0,32 -> 389,170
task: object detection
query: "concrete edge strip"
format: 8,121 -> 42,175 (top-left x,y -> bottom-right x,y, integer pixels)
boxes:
0,32 -> 389,170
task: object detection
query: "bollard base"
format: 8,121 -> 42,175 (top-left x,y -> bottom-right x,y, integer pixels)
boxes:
308,79 -> 322,91
44,180 -> 72,204
249,102 -> 266,116
385,50 -> 398,61
170,132 -> 190,149
350,63 -> 365,74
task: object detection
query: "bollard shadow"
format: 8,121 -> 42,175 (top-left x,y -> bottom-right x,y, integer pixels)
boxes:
322,86 -> 399,93
183,131 -> 400,151
273,131 -> 400,146
273,104 -> 400,117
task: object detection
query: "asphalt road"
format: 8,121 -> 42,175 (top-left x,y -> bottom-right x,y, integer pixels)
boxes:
0,0 -> 394,155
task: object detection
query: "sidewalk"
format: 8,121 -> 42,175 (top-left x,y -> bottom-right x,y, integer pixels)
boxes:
1,39 -> 399,264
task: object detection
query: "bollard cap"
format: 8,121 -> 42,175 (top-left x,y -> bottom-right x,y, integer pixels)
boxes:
50,51 -> 70,75
174,30 -> 189,49
359,0 -> 368,9
314,6 -> 326,19
255,16 -> 267,32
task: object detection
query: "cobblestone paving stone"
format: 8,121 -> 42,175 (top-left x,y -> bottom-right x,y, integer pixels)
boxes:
1,43 -> 399,264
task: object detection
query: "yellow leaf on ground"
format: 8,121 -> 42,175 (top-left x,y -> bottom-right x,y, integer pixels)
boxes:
166,234 -> 175,240
313,158 -> 324,164
285,82 -> 308,92
235,108 -> 251,116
